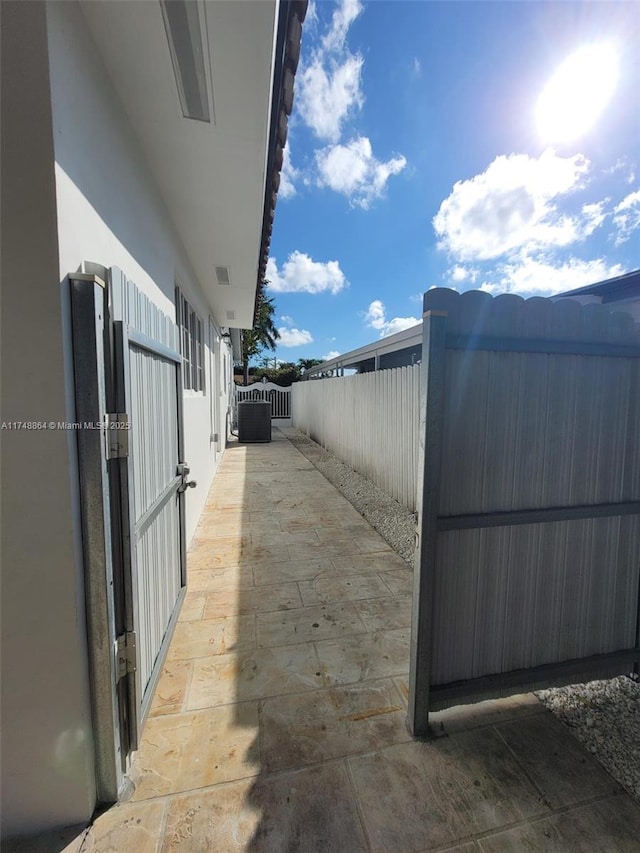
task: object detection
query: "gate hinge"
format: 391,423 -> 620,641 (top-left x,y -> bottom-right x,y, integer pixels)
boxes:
105,413 -> 129,459
116,631 -> 137,681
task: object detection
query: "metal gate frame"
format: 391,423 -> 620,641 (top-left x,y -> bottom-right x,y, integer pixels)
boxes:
70,272 -> 122,803
71,269 -> 190,802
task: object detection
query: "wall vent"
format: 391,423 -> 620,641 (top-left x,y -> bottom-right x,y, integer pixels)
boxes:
215,266 -> 230,286
226,310 -> 235,321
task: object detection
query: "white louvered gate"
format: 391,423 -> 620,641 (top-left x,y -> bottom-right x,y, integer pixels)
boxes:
70,267 -> 191,794
110,269 -> 190,750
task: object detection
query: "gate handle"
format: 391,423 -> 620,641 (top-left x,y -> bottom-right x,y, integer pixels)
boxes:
177,462 -> 197,492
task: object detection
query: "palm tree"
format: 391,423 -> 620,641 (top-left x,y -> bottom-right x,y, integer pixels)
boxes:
241,286 -> 279,384
298,358 -> 323,373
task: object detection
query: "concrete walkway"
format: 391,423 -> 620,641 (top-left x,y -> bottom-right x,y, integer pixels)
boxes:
23,430 -> 640,851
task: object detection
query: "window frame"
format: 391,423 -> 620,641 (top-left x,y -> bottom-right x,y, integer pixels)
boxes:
175,286 -> 205,393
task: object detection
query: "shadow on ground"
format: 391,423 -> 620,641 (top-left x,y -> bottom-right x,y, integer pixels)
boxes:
9,429 -> 640,852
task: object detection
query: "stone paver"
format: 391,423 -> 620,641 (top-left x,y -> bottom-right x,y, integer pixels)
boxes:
160,763 -> 368,852
349,729 -> 549,852
10,429 -> 640,852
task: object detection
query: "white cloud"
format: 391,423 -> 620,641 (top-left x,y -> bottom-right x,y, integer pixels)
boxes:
612,189 -> 640,246
434,150 -> 592,261
296,0 -> 365,143
277,327 -> 314,347
266,252 -> 348,294
294,0 -> 405,208
305,0 -> 318,27
280,315 -> 294,324
580,201 -> 607,234
322,0 -> 363,52
297,54 -> 364,142
322,350 -> 341,361
602,157 -> 636,185
316,136 -> 406,208
412,57 -> 422,77
450,265 -> 480,284
605,157 -> 628,176
279,144 -> 299,199
365,299 -> 386,330
384,317 -> 422,336
480,255 -> 625,297
364,299 -> 420,338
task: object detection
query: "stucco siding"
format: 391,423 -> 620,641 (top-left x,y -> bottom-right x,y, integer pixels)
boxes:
0,1 -> 96,836
1,1 -> 235,838
46,0 -> 228,543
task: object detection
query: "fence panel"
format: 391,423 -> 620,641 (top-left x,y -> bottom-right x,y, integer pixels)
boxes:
235,381 -> 291,420
409,288 -> 640,734
292,365 -> 421,511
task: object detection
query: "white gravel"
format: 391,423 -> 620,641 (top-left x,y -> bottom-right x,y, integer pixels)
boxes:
537,676 -> 640,802
282,426 -> 640,804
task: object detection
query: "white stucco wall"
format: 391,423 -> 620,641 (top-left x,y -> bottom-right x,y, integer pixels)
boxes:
1,1 -> 96,837
1,1 -> 237,838
46,0 -> 228,543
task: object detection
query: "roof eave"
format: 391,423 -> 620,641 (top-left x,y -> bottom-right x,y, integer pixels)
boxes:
253,0 -> 308,323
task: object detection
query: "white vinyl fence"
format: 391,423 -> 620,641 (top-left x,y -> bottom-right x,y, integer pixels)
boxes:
292,365 -> 421,511
409,288 -> 640,733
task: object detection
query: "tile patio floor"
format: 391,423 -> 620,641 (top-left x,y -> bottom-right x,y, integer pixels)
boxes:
15,429 -> 640,852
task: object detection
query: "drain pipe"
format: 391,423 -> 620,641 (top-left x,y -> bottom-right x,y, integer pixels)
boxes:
228,404 -> 239,437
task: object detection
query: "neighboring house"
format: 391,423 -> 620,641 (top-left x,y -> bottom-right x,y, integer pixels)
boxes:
306,270 -> 640,377
554,269 -> 640,321
1,0 -> 305,838
307,322 -> 423,376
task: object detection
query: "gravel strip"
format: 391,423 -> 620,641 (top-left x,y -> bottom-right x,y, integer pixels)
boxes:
281,426 -> 640,804
537,676 -> 640,802
281,427 -> 416,564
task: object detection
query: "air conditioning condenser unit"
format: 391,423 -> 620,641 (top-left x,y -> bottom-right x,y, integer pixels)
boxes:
237,400 -> 271,443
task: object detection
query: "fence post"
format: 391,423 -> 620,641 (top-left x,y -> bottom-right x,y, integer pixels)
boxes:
408,303 -> 448,736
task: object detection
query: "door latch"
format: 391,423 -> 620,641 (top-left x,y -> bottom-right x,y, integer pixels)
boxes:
177,462 -> 197,493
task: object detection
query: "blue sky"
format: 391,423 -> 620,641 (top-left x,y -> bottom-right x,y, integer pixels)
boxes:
266,0 -> 639,363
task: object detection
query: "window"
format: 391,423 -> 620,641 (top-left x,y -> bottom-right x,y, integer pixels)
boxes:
176,287 -> 205,392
